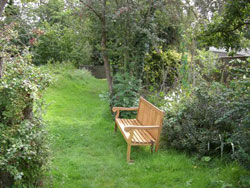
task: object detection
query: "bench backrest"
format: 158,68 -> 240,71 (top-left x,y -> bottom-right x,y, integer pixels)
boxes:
136,97 -> 164,140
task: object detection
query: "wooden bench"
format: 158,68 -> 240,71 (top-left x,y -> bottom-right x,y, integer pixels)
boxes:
112,97 -> 164,162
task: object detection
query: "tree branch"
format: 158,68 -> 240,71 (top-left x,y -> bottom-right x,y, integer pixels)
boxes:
202,21 -> 250,38
79,0 -> 103,21
0,0 -> 8,17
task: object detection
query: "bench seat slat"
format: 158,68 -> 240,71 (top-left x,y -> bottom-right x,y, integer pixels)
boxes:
124,119 -> 142,143
116,118 -> 155,144
126,119 -> 147,143
132,119 -> 155,142
122,119 -> 139,142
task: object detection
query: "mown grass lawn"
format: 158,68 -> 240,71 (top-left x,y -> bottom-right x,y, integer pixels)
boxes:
43,66 -> 247,188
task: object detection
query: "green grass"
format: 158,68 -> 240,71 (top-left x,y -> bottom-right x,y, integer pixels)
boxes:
44,66 -> 248,188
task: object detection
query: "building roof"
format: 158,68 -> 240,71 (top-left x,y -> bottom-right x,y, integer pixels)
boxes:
209,47 -> 250,57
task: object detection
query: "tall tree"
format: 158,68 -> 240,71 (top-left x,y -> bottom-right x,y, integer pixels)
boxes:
81,0 -> 113,93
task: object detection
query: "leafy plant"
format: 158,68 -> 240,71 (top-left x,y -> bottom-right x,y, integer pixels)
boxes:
0,24 -> 51,187
144,48 -> 181,92
198,0 -> 250,51
221,58 -> 250,169
162,60 -> 250,169
111,72 -> 141,118
32,23 -> 92,66
163,82 -> 232,155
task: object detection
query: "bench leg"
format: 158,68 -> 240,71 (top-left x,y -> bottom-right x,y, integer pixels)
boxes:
155,143 -> 159,152
114,122 -> 117,132
127,144 -> 131,162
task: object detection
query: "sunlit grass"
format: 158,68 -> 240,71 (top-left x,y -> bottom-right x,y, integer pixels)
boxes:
43,66 -> 248,188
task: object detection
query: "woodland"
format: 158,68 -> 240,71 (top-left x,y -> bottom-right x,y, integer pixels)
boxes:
0,0 -> 249,187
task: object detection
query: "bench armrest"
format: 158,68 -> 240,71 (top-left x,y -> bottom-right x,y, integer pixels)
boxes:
112,107 -> 138,118
124,125 -> 160,132
112,107 -> 138,112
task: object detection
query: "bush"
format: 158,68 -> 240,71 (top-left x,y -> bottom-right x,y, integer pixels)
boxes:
222,59 -> 250,169
144,48 -> 181,91
163,82 -> 231,155
111,72 -> 141,118
0,25 -> 51,187
162,75 -> 250,169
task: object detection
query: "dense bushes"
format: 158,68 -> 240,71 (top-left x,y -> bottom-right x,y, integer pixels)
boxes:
32,23 -> 92,67
144,48 -> 181,91
0,59 -> 51,187
162,59 -> 250,169
163,82 -> 233,155
0,25 -> 51,187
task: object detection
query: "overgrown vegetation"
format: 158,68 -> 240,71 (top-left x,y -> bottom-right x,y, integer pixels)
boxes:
0,24 -> 51,187
44,66 -> 249,188
0,0 -> 250,187
110,72 -> 141,118
32,23 -> 92,66
162,57 -> 250,172
144,48 -> 181,92
199,0 -> 250,50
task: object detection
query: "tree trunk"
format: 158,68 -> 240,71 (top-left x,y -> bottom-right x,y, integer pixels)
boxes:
0,0 -> 8,17
0,57 -> 3,78
23,94 -> 33,120
23,104 -> 33,120
101,0 -> 112,93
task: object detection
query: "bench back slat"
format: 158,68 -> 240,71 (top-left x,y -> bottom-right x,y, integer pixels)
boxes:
136,97 -> 164,139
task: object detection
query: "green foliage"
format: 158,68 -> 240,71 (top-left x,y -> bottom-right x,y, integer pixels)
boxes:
32,23 -> 92,66
5,0 -> 92,67
65,68 -> 92,82
195,49 -> 249,84
162,62 -> 250,169
195,49 -> 223,83
85,0 -> 182,75
144,48 -> 181,91
219,58 -> 250,169
199,0 -> 250,50
111,72 -> 141,117
0,25 -> 51,187
0,59 -> 51,187
36,0 -> 68,25
144,91 -> 166,109
0,0 -> 35,50
163,82 -> 232,156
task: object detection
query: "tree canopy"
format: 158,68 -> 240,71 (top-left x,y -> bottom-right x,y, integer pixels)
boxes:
199,0 -> 250,50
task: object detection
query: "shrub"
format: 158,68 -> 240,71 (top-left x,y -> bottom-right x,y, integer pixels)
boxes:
0,25 -> 51,187
144,48 -> 181,92
162,76 -> 250,169
111,72 -> 141,118
163,82 -> 231,155
221,58 -> 250,169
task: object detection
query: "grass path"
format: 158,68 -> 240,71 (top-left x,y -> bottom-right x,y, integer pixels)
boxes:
44,68 -> 245,188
